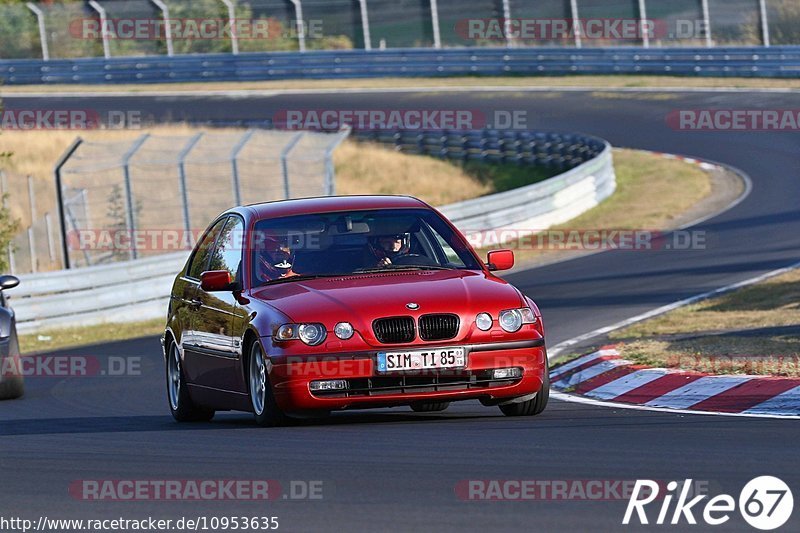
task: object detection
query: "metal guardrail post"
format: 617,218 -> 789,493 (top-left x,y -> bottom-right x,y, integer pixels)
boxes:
701,0 -> 712,47
289,0 -> 306,52
230,129 -> 255,206
151,0 -> 175,57
570,0 -> 582,48
25,2 -> 49,61
759,0 -> 770,47
53,138 -> 83,270
359,0 -> 372,51
121,134 -> 151,261
220,0 -> 240,55
177,133 -> 204,238
430,0 -> 441,49
638,0 -> 650,49
88,0 -> 111,59
280,133 -> 305,199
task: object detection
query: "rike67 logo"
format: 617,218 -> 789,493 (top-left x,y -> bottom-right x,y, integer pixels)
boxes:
624,477 -> 793,530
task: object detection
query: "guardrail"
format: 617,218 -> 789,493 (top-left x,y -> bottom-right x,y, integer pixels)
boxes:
10,129 -> 614,334
2,46 -> 799,85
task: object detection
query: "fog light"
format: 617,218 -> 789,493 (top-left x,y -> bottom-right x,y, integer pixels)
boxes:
309,380 -> 349,391
334,322 -> 354,340
475,313 -> 493,331
492,368 -> 522,379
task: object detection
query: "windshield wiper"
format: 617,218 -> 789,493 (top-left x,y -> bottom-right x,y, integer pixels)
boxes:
259,274 -> 338,286
353,266 -> 454,274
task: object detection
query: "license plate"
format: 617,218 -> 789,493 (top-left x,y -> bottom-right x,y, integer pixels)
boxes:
377,347 -> 466,372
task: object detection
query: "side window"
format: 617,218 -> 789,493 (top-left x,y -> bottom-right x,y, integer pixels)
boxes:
208,216 -> 245,280
187,217 -> 228,279
429,225 -> 467,267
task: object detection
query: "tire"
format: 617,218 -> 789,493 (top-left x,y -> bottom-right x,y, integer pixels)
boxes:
248,340 -> 289,427
0,331 -> 24,400
166,342 -> 214,422
410,401 -> 450,413
499,360 -> 550,417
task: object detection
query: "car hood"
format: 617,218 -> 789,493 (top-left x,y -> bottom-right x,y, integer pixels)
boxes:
250,269 -> 524,330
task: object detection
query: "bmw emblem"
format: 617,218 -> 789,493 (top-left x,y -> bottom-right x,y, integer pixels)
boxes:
406,303 -> 420,310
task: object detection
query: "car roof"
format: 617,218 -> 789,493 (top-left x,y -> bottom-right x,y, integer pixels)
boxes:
235,195 -> 430,221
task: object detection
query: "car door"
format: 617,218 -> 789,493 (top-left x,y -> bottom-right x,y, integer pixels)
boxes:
180,216 -> 228,388
187,215 -> 247,392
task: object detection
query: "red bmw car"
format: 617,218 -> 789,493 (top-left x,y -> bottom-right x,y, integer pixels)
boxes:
163,196 -> 548,426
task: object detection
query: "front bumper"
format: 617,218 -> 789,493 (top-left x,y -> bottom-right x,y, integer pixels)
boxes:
269,339 -> 546,412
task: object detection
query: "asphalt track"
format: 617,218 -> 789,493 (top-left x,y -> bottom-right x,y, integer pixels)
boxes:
1,89 -> 799,532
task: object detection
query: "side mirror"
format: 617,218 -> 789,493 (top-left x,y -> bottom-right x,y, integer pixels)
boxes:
200,270 -> 234,292
0,275 -> 20,291
487,250 -> 515,272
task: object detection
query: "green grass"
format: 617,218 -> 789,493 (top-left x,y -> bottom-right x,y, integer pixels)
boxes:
20,319 -> 164,354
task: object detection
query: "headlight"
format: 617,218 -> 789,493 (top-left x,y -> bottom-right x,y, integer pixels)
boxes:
499,308 -> 537,333
298,324 -> 326,346
475,313 -> 493,331
334,322 -> 354,340
275,323 -> 327,346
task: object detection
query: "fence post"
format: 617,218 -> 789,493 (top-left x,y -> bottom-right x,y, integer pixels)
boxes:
45,212 -> 56,263
53,138 -> 83,269
88,0 -> 111,59
701,0 -> 712,47
638,0 -> 650,48
281,133 -> 305,199
289,0 -> 306,52
220,0 -> 240,54
759,0 -> 770,47
430,0 -> 441,48
324,126 -> 352,196
25,2 -> 49,61
7,243 -> 14,275
27,226 -> 36,273
569,0 -> 582,48
230,129 -> 255,206
121,134 -> 151,261
359,0 -> 372,50
177,134 -> 204,238
151,0 -> 175,56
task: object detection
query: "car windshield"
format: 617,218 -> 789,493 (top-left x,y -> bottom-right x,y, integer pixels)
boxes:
251,208 -> 481,287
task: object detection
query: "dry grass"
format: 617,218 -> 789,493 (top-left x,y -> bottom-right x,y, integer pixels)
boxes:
609,268 -> 800,376
480,148 -> 712,265
2,75 -> 799,94
334,141 -> 491,205
19,318 -> 164,354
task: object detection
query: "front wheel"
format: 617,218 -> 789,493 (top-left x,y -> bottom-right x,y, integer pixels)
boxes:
166,342 -> 214,422
249,341 -> 289,427
499,361 -> 549,417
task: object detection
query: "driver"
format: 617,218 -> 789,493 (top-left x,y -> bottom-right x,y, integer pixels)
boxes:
370,233 -> 411,267
256,236 -> 299,282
